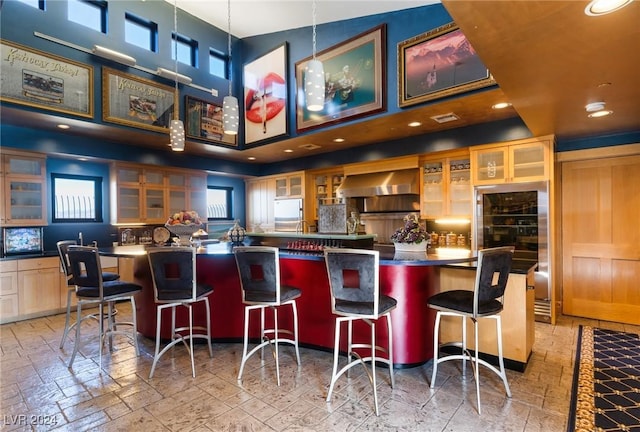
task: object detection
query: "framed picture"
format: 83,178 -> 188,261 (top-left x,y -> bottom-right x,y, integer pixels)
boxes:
185,96 -> 236,147
243,43 -> 288,145
295,24 -> 386,133
102,67 -> 175,133
398,22 -> 495,108
0,39 -> 93,118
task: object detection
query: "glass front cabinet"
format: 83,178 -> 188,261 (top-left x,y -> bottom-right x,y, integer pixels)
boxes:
421,152 -> 472,220
1,151 -> 47,226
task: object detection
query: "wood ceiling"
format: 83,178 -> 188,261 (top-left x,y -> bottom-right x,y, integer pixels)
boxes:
3,1 -> 638,163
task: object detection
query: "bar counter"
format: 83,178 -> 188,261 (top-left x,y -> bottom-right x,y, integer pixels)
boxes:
102,242 -> 476,367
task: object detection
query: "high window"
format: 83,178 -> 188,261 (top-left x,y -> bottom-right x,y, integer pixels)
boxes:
125,12 -> 157,52
52,174 -> 103,223
67,0 -> 107,33
172,33 -> 198,67
16,0 -> 45,10
209,48 -> 227,79
207,187 -> 232,220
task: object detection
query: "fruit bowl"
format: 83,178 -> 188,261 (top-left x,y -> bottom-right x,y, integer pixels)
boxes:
165,223 -> 202,246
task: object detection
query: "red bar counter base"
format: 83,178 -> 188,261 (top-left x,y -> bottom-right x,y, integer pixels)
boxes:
106,243 -> 473,368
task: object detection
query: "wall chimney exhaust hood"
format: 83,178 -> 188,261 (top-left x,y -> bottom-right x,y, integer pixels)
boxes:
336,169 -> 420,197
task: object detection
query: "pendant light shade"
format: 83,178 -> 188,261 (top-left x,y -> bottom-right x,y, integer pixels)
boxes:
169,119 -> 185,151
305,59 -> 325,112
223,95 -> 239,135
306,0 -> 325,112
222,0 -> 239,135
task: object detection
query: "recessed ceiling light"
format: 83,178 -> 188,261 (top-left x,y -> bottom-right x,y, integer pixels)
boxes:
57,124 -> 70,129
333,138 -> 345,143
408,121 -> 422,127
585,0 -> 633,16
284,149 -> 293,153
247,156 -> 256,161
492,102 -> 512,109
588,110 -> 613,118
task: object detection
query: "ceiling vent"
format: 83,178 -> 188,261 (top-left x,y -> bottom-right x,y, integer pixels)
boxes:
430,112 -> 460,123
299,143 -> 321,150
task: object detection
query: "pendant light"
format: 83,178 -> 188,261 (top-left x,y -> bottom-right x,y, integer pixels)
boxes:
169,0 -> 185,151
305,0 -> 325,112
222,0 -> 239,135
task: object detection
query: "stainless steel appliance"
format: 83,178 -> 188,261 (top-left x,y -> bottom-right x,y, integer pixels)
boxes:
274,198 -> 303,232
474,181 -> 551,321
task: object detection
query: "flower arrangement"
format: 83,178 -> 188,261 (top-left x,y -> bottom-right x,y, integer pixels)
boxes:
390,213 -> 428,244
166,210 -> 202,226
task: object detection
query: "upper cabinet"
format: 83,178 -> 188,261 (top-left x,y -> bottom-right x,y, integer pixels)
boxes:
245,176 -> 277,232
471,136 -> 553,185
110,163 -> 207,224
0,150 -> 47,226
274,171 -> 305,198
420,151 -> 472,219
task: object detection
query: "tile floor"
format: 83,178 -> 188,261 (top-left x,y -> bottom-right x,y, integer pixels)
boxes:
1,305 -> 639,432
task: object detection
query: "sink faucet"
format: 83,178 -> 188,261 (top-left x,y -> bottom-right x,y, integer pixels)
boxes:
295,220 -> 309,234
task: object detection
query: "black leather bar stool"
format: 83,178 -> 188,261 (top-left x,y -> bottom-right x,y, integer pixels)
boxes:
57,240 -> 121,349
147,246 -> 214,378
233,246 -> 301,386
66,245 -> 141,369
324,248 -> 397,416
427,246 -> 514,414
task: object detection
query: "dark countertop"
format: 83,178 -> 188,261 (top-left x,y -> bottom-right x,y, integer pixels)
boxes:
97,242 -> 478,267
442,260 -> 537,275
1,251 -> 58,261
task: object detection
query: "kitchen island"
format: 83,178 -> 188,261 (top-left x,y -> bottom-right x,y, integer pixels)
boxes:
103,243 -> 530,368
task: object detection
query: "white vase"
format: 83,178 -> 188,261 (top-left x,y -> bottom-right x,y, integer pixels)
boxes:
393,242 -> 427,252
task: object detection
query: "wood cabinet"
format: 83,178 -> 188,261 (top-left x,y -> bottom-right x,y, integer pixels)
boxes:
0,150 -> 47,226
471,136 -> 552,185
110,163 -> 208,224
438,266 -> 535,367
245,176 -> 276,232
274,171 -> 305,198
17,257 -> 60,317
309,169 -> 344,222
0,260 -> 19,324
420,151 -> 471,219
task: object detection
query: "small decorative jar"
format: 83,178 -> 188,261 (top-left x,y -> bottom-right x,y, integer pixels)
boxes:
228,220 -> 246,245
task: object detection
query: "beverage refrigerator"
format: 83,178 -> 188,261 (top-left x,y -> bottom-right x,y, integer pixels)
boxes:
474,181 -> 551,322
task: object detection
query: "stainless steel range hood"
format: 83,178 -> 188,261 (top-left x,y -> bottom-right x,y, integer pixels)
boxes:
336,169 -> 419,197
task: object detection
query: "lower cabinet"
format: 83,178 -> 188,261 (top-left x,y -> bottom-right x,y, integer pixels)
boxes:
437,266 -> 535,369
18,257 -> 61,317
0,261 -> 19,324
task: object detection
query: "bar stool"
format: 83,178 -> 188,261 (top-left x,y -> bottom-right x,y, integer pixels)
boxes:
66,245 -> 141,369
233,246 -> 301,386
427,246 -> 514,414
323,248 -> 397,416
147,246 -> 214,378
57,240 -> 120,349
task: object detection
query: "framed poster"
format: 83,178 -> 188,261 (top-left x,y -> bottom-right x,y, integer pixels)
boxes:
398,22 -> 495,108
295,24 -> 386,133
243,43 -> 288,145
102,67 -> 175,133
0,39 -> 93,118
185,96 -> 236,147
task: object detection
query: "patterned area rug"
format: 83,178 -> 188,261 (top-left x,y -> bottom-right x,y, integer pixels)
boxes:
567,326 -> 640,432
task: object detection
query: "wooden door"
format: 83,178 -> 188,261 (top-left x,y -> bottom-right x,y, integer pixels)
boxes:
561,155 -> 640,324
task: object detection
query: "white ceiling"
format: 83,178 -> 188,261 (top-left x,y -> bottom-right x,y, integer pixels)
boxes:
166,0 -> 439,38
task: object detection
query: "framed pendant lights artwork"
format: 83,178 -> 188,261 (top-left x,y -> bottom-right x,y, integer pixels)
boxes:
242,43 -> 289,146
295,24 -> 386,133
398,22 -> 495,108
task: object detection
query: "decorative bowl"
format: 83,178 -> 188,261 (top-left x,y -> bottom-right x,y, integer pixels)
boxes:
165,223 -> 202,246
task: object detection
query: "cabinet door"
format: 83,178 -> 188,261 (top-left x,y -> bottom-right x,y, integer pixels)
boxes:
144,186 -> 165,223
447,158 -> 472,217
422,161 -> 445,218
116,166 -> 142,185
288,175 -> 303,197
5,178 -> 46,225
472,147 -> 508,184
275,178 -> 288,198
511,141 -> 548,182
187,174 -> 207,220
18,267 -> 60,315
4,154 -> 45,177
0,266 -> 19,323
116,185 -> 142,222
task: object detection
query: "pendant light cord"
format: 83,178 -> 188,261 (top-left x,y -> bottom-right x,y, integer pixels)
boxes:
227,0 -> 232,97
312,0 -> 317,60
173,0 -> 179,120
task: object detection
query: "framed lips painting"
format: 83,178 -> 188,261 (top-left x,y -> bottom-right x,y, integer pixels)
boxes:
243,43 -> 289,146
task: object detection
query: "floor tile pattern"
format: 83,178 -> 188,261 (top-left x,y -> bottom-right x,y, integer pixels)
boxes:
1,305 -> 639,431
